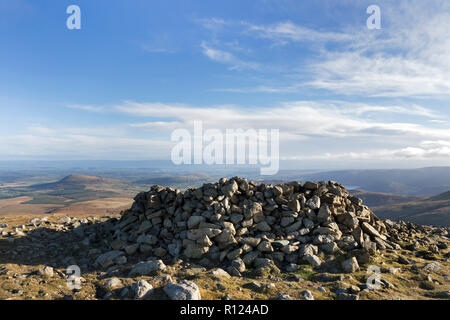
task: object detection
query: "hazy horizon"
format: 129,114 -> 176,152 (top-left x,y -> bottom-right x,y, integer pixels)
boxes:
0,159 -> 449,172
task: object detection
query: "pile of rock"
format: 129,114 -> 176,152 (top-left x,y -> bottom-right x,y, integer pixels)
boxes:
106,177 -> 399,274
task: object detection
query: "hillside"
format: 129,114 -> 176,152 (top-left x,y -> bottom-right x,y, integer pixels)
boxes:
0,174 -> 140,208
350,190 -> 423,207
371,191 -> 450,227
32,174 -> 126,189
0,177 -> 448,301
429,191 -> 450,201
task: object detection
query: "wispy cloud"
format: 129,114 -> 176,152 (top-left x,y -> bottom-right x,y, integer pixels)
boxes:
200,41 -> 259,70
283,140 -> 450,161
0,130 -> 172,160
67,104 -> 105,112
114,100 -> 450,140
195,17 -> 227,32
3,99 -> 449,162
242,21 -> 353,45
199,1 -> 450,97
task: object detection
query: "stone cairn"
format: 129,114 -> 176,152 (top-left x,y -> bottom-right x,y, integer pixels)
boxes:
110,177 -> 399,275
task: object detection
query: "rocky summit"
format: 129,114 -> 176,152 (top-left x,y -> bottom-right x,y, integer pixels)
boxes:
113,177 -> 396,274
0,177 -> 449,300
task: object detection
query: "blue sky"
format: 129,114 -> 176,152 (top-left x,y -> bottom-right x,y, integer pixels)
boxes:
0,0 -> 449,169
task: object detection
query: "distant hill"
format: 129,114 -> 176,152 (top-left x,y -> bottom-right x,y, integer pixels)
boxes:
33,174 -> 125,188
134,173 -> 215,189
10,174 -> 138,204
56,174 -> 125,185
292,167 -> 450,196
350,190 -> 423,207
429,191 -> 450,201
368,190 -> 450,227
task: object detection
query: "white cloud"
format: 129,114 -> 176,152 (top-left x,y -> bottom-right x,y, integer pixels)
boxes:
0,133 -> 172,160
3,99 -> 449,163
200,1 -> 450,97
308,52 -> 450,97
195,18 -> 227,32
28,125 -> 56,135
283,140 -> 450,161
67,104 -> 105,112
305,2 -> 450,97
115,100 -> 450,140
243,21 -> 353,45
200,41 -> 260,70
130,121 -> 184,131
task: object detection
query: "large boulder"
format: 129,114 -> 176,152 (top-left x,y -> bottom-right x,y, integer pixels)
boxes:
128,260 -> 166,277
163,280 -> 201,300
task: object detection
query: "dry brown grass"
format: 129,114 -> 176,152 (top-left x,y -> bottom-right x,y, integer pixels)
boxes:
48,197 -> 133,216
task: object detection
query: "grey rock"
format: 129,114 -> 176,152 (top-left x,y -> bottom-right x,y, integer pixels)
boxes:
277,293 -> 292,300
299,244 -> 318,257
255,221 -> 271,232
184,244 -> 209,259
38,266 -> 54,277
287,200 -> 300,212
361,222 -> 386,240
337,292 -> 359,300
303,218 -> 314,228
306,195 -> 320,210
114,255 -> 127,265
285,221 -> 303,233
253,257 -> 273,268
95,251 -> 124,269
257,241 -> 274,253
280,217 -> 294,227
301,290 -> 314,300
317,205 -> 332,222
242,251 -> 259,265
222,181 -> 238,198
124,244 -> 139,255
341,257 -> 360,273
215,229 -> 236,244
321,242 -> 339,253
226,248 -> 242,260
226,266 -> 242,277
164,280 -> 201,300
104,277 -> 122,289
231,258 -> 246,273
281,245 -> 298,255
244,281 -> 263,292
272,240 -> 290,247
187,216 -> 205,229
131,280 -> 153,299
423,262 -> 441,272
168,242 -> 181,257
211,268 -> 231,278
304,254 -> 321,267
128,260 -> 166,277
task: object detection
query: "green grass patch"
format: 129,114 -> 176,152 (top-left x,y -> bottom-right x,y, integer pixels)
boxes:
22,196 -> 68,205
293,265 -> 316,280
